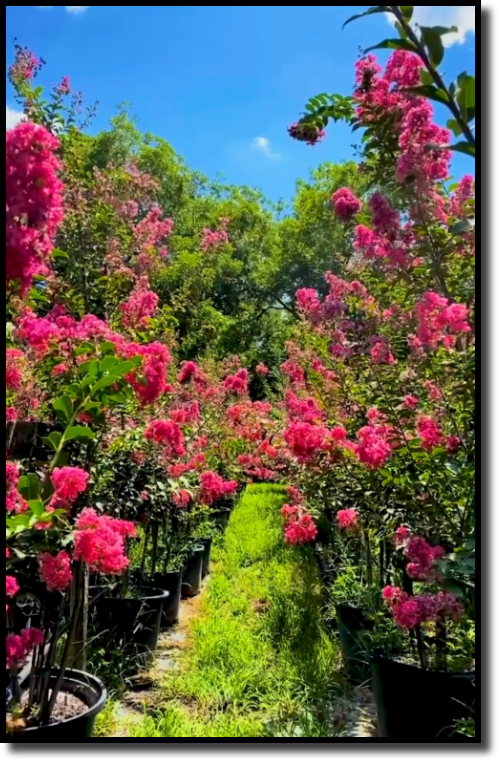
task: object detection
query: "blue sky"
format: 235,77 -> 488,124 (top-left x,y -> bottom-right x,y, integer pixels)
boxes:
6,6 -> 475,201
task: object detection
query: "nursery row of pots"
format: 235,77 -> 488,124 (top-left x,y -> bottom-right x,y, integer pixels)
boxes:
336,604 -> 476,741
6,502 -> 235,742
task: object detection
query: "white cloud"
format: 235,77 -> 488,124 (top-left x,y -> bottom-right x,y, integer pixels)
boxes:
252,136 -> 281,160
37,6 -> 90,12
6,105 -> 24,131
389,6 -> 476,47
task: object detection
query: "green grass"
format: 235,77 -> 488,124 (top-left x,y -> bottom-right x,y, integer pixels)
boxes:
129,484 -> 344,738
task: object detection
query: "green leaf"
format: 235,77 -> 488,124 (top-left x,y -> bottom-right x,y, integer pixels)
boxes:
447,118 -> 463,138
64,425 -> 95,443
100,356 -> 119,372
420,26 -> 446,66
456,73 -> 476,120
18,474 -> 41,502
52,248 -> 69,261
400,6 -> 414,22
344,6 -> 391,29
74,342 -> 95,356
27,500 -> 46,517
450,141 -> 475,158
53,395 -> 74,424
365,38 -> 417,55
43,432 -> 63,452
404,84 -> 450,106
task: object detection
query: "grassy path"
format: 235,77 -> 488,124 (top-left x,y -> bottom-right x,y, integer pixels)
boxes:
124,484 -> 347,737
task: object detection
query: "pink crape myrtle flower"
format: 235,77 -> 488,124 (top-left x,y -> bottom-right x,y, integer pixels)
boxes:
337,509 -> 360,530
331,188 -> 362,221
284,515 -> 318,546
51,467 -> 89,510
38,551 -> 73,593
6,628 -> 44,670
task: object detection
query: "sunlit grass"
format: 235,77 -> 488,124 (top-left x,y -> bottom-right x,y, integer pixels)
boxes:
130,483 -> 343,738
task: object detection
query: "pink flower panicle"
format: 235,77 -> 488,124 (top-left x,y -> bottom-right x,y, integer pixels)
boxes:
51,467 -> 89,510
6,628 -> 44,670
145,420 -> 186,458
120,277 -> 159,328
38,552 -> 73,592
256,362 -> 270,377
284,421 -> 331,463
74,509 -> 136,576
224,369 -> 249,396
284,514 -> 318,546
337,509 -> 360,530
199,471 -> 238,506
331,188 -> 362,221
6,122 -> 64,294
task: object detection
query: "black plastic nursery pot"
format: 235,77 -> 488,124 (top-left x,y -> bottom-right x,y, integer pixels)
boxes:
182,546 -> 204,598
7,669 -> 106,742
371,655 -> 476,740
200,537 -> 213,579
336,604 -> 374,684
152,570 -> 183,627
94,587 -> 168,656
213,508 -> 232,531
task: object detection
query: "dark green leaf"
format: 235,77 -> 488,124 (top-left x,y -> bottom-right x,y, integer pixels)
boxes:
450,141 -> 475,158
53,395 -> 74,424
100,355 -> 119,372
64,425 -> 95,442
447,118 -> 463,138
52,248 -> 69,261
404,84 -> 450,106
18,474 -> 41,502
456,73 -> 476,120
344,6 -> 391,29
365,38 -> 418,55
400,6 -> 414,22
43,432 -> 63,452
419,27 -> 447,67
27,500 -> 46,517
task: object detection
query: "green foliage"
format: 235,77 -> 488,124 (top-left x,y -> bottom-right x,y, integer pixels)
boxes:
129,486 -> 344,738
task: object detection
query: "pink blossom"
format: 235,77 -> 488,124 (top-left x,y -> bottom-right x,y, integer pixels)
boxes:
120,277 -> 159,328
382,586 -> 409,608
331,426 -> 348,443
6,122 -> 64,294
51,467 -> 89,510
416,415 -> 445,452
371,341 -> 397,365
256,362 -> 270,377
201,227 -> 229,253
145,420 -> 186,457
6,349 -> 25,391
393,526 -> 411,548
369,193 -> 401,235
123,341 -> 171,406
354,425 -> 393,469
284,515 -> 318,546
331,188 -> 362,221
403,395 -> 419,410
74,509 -> 136,576
38,552 -> 73,592
446,436 -> 462,454
6,576 -> 20,608
284,421 -> 331,463
224,369 -> 249,396
178,361 -> 202,385
199,471 -> 238,506
286,486 -> 304,506
337,509 -> 360,530
296,288 -> 323,320
6,628 -> 44,670
6,461 -> 26,514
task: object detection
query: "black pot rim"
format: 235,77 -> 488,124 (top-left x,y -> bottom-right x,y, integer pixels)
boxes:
12,668 -> 106,734
101,586 -> 169,603
371,653 -> 476,679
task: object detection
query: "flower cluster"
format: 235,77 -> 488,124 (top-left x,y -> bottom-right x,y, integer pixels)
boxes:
73,509 -> 136,576
198,471 -> 238,506
120,277 -> 159,328
201,227 -> 229,253
224,369 -> 249,396
284,421 -> 331,463
6,122 -> 64,293
383,587 -> 462,631
51,467 -> 89,511
6,628 -> 45,670
337,509 -> 360,531
331,187 -> 362,221
38,552 -> 73,592
145,420 -> 186,458
281,504 -> 318,546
